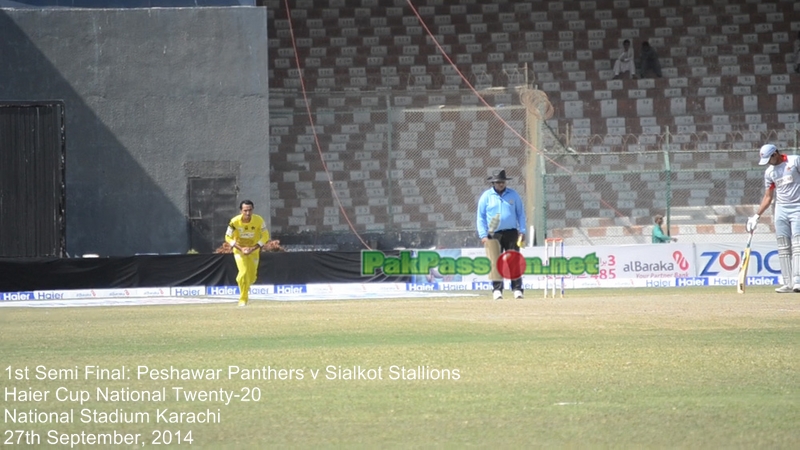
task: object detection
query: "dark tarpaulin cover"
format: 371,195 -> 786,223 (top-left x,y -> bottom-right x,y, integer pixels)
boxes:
0,251 -> 411,291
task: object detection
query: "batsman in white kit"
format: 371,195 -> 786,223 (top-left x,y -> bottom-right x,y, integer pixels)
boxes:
746,144 -> 800,293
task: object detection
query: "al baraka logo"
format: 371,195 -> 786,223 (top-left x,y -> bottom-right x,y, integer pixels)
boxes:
672,251 -> 690,270
623,251 -> 689,273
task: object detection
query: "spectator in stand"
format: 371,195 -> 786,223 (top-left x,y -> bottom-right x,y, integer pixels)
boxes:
639,41 -> 662,78
794,31 -> 800,74
613,39 -> 635,79
652,215 -> 677,243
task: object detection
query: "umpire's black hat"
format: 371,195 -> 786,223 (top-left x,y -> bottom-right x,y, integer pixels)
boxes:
487,170 -> 512,182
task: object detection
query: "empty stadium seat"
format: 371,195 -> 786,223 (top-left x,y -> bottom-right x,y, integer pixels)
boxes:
265,0 -> 799,238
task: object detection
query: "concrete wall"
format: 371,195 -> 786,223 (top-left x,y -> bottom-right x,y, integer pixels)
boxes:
0,7 -> 269,256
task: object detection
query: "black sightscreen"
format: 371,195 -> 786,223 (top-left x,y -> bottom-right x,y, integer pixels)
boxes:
0,102 -> 66,257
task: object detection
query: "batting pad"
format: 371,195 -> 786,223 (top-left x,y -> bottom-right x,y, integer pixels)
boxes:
777,235 -> 792,286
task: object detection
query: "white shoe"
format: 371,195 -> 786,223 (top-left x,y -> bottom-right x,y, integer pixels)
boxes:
775,285 -> 793,293
513,290 -> 523,299
793,284 -> 800,293
492,290 -> 502,300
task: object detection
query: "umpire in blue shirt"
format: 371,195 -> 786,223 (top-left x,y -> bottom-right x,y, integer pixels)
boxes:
477,170 -> 527,300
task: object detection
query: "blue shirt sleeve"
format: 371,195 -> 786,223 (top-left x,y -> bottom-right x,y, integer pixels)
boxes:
514,190 -> 527,233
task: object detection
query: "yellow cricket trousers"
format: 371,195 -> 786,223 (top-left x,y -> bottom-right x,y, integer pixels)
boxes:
233,251 -> 260,301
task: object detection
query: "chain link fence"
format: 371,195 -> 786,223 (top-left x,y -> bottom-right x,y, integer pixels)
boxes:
542,149 -> 767,245
269,88 -> 796,249
269,88 -> 537,248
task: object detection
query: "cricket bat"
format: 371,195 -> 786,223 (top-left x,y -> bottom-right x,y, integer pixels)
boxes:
737,229 -> 755,294
485,214 -> 502,281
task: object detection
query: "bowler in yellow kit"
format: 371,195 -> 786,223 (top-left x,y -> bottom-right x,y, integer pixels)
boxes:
225,200 -> 270,306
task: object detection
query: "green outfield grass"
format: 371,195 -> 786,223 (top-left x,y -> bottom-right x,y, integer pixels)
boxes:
1,287 -> 798,448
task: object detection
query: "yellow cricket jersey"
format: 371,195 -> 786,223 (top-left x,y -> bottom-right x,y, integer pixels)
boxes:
225,214 -> 269,250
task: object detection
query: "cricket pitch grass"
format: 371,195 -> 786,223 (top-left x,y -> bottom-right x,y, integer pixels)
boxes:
1,287 -> 798,448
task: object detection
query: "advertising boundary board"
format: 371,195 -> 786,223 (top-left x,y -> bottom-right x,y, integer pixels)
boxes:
0,276 -> 780,304
0,242 -> 781,302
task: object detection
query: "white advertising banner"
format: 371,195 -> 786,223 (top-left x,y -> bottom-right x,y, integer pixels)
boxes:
0,242 -> 783,302
694,242 -> 779,277
432,242 -> 778,289
460,243 -> 695,283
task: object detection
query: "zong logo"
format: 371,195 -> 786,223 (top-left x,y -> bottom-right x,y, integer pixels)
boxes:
699,249 -> 779,276
672,251 -> 689,271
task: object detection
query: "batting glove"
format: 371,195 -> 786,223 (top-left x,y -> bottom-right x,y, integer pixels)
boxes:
746,214 -> 759,233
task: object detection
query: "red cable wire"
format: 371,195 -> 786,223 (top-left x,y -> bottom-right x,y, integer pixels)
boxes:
405,0 -> 628,220
283,0 -> 372,249
282,0 -> 630,245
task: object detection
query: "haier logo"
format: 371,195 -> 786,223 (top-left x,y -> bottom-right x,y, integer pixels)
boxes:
275,285 -> 306,294
439,283 -> 469,290
709,278 -> 736,286
36,292 -> 64,299
174,287 -> 204,296
407,283 -> 434,291
472,282 -> 494,291
645,280 -> 672,287
208,286 -> 239,296
747,276 -> 779,285
700,250 -> 779,276
249,286 -> 272,295
676,277 -> 708,287
2,292 -> 34,301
